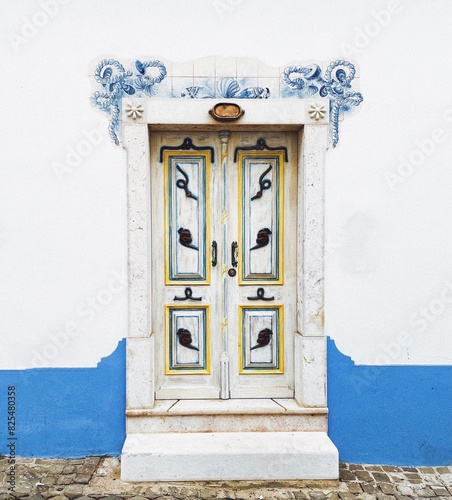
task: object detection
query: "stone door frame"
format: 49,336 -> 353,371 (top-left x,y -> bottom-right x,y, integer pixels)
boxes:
123,97 -> 329,412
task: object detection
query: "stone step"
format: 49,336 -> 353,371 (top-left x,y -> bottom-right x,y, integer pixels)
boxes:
121,431 -> 338,481
127,412 -> 327,433
126,399 -> 328,434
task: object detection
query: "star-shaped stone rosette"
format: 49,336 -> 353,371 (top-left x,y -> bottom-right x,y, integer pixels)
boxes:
308,102 -> 327,121
125,101 -> 144,120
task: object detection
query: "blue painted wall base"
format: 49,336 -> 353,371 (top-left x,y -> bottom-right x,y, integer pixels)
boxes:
0,340 -> 126,458
327,338 -> 452,466
1,337 -> 451,464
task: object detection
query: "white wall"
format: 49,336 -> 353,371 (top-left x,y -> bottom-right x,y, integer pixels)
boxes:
1,0 -> 451,368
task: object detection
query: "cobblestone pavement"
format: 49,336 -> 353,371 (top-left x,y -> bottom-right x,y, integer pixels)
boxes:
1,457 -> 451,499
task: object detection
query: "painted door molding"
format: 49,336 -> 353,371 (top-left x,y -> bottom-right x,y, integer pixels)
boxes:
123,99 -> 328,410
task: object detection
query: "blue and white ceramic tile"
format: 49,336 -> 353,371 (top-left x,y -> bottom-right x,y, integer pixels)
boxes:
155,75 -> 172,98
258,60 -> 281,78
171,60 -> 194,77
257,78 -> 280,99
215,57 -> 237,78
237,58 -> 259,78
193,56 -> 215,78
188,78 -> 216,99
172,77 -> 195,98
236,78 -> 267,98
91,56 -> 363,148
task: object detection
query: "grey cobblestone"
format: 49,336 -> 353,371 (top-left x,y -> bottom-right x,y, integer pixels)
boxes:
355,471 -> 373,482
433,487 -> 451,496
379,483 -> 397,495
396,485 -> 415,496
345,482 -> 362,494
375,494 -> 393,500
372,472 -> 390,483
292,491 -> 311,500
73,476 -> 91,486
361,483 -> 379,494
1,458 -> 451,499
337,492 -> 357,499
306,493 -> 328,500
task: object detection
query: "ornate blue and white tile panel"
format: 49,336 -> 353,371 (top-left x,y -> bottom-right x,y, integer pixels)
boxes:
90,57 -> 363,148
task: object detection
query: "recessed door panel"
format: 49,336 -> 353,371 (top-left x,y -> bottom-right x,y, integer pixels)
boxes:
239,305 -> 283,373
166,305 -> 210,374
238,152 -> 283,283
165,152 -> 210,284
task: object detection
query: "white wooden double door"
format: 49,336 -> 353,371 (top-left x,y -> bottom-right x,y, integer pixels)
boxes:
151,131 -> 297,400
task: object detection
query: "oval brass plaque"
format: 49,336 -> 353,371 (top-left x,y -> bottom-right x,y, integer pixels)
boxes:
209,103 -> 244,121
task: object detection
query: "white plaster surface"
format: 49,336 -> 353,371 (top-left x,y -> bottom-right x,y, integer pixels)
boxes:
2,0 -> 452,367
121,431 -> 338,481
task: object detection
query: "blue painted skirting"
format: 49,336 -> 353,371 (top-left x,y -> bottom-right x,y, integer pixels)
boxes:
1,337 -> 451,464
0,340 -> 126,458
327,337 -> 452,466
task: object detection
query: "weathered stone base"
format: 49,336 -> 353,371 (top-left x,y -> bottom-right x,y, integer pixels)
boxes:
121,431 -> 338,482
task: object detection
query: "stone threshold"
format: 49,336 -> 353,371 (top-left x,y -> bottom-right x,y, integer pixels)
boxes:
126,398 -> 328,417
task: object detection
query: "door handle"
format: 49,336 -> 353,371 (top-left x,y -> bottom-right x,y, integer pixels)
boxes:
231,241 -> 238,268
211,241 -> 217,267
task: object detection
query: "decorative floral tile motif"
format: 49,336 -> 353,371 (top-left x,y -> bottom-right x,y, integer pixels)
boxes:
91,57 -> 363,148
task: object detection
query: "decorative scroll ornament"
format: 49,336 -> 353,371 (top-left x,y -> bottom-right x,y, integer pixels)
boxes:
250,228 -> 272,251
91,58 -> 362,148
91,59 -> 167,145
174,287 -> 202,301
247,287 -> 275,301
282,60 -> 363,147
251,165 -> 272,201
176,164 -> 198,200
234,137 -> 288,162
176,328 -> 199,351
251,328 -> 273,350
159,137 -> 215,163
178,227 -> 198,251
